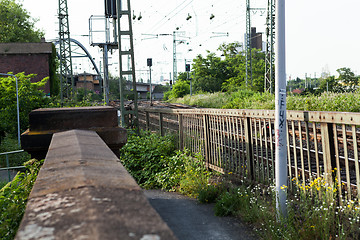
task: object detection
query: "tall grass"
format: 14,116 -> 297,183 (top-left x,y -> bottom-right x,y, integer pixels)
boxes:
169,92 -> 230,108
168,89 -> 360,112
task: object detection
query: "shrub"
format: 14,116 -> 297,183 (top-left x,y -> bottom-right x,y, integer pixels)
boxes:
197,184 -> 224,204
119,131 -> 176,189
0,158 -> 43,240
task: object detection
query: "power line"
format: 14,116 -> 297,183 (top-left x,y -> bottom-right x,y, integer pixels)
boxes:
146,0 -> 194,34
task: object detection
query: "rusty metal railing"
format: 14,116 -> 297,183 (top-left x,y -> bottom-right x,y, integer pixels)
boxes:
136,107 -> 360,200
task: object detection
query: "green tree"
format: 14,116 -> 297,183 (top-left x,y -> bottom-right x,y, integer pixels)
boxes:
0,0 -> 44,42
0,73 -> 49,135
192,51 -> 230,93
169,79 -> 190,99
218,42 -> 265,92
337,67 -> 359,91
317,75 -> 342,93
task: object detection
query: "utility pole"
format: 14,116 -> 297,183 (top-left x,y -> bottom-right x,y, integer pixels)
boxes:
58,0 -> 74,103
245,0 -> 251,87
265,0 -> 275,93
275,0 -> 287,220
246,0 -> 266,87
116,0 -> 138,128
173,31 -> 178,84
173,31 -> 189,85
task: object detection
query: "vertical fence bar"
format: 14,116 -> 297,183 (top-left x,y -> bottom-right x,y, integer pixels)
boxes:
159,113 -> 164,136
208,115 -> 214,167
287,122 -> 292,188
321,123 -> 336,186
305,122 -> 312,182
253,119 -> 259,180
225,116 -> 231,172
244,117 -> 254,180
6,154 -> 10,182
259,119 -> 264,181
219,116 -> 225,169
298,121 -> 305,184
313,122 -> 320,178
211,115 -> 217,167
333,123 -> 343,200
269,119 -> 275,179
178,114 -> 184,150
342,125 -> 351,199
203,114 -> 210,168
240,118 -> 246,176
352,125 -> 360,200
264,119 -> 270,181
291,121 -> 299,180
146,112 -> 150,131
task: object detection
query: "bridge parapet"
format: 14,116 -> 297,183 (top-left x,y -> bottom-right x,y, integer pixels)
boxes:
21,106 -> 127,159
16,129 -> 176,239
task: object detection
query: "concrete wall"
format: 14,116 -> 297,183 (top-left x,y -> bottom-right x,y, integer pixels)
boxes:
16,130 -> 176,240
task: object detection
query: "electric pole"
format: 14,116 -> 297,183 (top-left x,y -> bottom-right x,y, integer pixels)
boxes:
265,0 -> 275,93
245,0 -> 265,87
275,0 -> 287,220
58,0 -> 74,103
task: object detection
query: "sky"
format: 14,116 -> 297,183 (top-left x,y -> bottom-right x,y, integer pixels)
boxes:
21,0 -> 360,83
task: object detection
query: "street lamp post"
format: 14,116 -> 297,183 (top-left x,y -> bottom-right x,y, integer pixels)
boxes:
0,73 -> 20,146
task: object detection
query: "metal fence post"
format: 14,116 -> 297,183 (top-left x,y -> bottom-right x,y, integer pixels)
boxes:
146,112 -> 150,131
178,114 -> 184,150
202,114 -> 210,169
320,123 -> 336,185
244,116 -> 254,180
6,154 -> 10,182
159,112 -> 164,136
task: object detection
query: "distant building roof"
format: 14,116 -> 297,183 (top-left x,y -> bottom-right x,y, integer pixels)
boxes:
292,89 -> 303,94
0,42 -> 52,55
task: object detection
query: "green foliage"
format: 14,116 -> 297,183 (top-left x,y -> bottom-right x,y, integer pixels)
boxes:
49,44 -> 60,97
214,190 -> 243,217
177,153 -> 210,197
0,135 -> 30,168
223,89 -> 274,110
0,158 -> 43,240
192,52 -> 229,93
165,79 -> 190,100
170,91 -> 229,108
171,87 -> 360,113
75,88 -> 102,103
197,183 -> 224,204
0,0 -> 44,42
0,73 -> 50,135
119,132 -> 211,195
119,131 -> 177,189
337,67 -> 359,91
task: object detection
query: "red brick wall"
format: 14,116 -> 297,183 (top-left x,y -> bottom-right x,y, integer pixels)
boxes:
0,53 -> 51,94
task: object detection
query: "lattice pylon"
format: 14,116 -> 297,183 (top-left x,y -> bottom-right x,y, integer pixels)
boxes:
58,0 -> 74,102
264,0 -> 275,93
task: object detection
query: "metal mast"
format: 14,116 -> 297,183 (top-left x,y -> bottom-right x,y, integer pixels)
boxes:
265,0 -> 276,93
173,31 -> 178,84
246,1 -> 265,87
245,0 -> 252,87
58,0 -> 74,102
116,0 -> 138,128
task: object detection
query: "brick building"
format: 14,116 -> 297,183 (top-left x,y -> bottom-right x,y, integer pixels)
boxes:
0,42 -> 53,94
76,72 -> 101,93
